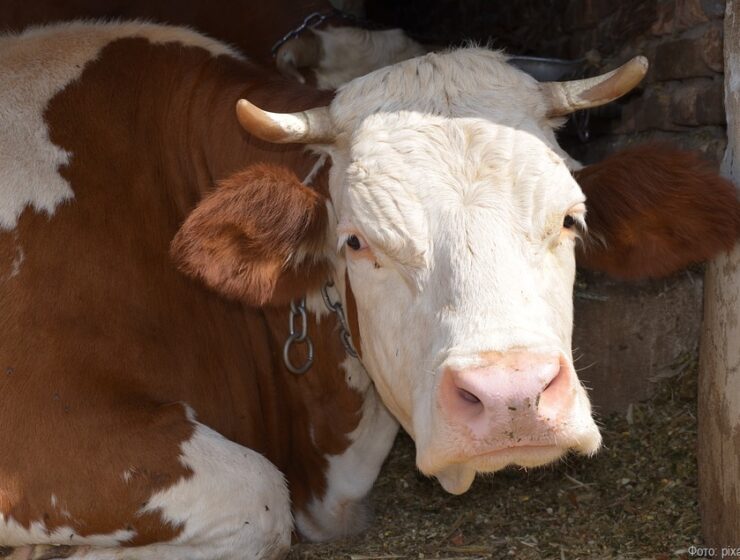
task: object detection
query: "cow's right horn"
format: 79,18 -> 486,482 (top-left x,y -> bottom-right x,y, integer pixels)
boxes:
542,56 -> 648,117
236,99 -> 335,144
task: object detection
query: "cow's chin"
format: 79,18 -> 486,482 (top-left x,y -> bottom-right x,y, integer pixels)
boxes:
429,446 -> 565,495
422,435 -> 602,495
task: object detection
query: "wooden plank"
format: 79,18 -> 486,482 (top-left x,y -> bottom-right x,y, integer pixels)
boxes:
698,0 -> 740,545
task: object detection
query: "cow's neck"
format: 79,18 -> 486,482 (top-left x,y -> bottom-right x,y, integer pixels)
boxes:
177,57 -> 398,539
178,57 -> 333,196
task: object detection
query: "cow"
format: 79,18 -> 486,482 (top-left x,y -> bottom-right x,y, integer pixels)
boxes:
0,0 -> 425,90
1,19 -> 739,560
0,0 -> 347,66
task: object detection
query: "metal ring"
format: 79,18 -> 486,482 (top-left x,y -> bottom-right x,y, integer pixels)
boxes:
283,335 -> 314,375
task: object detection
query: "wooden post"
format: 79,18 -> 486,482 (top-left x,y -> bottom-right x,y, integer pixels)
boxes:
698,0 -> 740,545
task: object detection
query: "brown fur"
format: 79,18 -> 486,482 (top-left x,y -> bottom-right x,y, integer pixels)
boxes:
575,144 -> 740,279
0,35 -> 358,546
171,164 -> 330,306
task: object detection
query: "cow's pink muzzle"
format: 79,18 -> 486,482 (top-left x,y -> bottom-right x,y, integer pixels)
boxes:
438,351 -> 576,449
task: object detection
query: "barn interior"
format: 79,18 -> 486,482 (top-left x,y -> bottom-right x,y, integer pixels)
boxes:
1,0 -> 735,558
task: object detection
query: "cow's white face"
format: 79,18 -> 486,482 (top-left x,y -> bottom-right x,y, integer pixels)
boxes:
217,48 -> 646,494
321,50 -> 600,493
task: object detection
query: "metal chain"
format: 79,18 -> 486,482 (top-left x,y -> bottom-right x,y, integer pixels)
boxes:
283,297 -> 315,375
280,156 -> 361,374
270,8 -> 383,57
321,281 -> 359,359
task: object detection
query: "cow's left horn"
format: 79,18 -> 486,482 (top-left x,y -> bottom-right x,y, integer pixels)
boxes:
236,99 -> 334,144
542,56 -> 648,117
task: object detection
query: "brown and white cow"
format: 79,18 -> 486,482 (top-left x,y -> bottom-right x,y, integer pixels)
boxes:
1,20 -> 739,560
0,0 -> 426,91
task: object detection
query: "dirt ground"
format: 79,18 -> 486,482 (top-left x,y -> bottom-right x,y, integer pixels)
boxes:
289,365 -> 701,560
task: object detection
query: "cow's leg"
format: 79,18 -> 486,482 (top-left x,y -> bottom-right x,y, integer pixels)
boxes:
0,406 -> 291,560
84,419 -> 293,560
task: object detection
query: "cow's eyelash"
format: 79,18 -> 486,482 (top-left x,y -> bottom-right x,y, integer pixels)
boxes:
566,215 -> 587,242
570,215 -> 587,233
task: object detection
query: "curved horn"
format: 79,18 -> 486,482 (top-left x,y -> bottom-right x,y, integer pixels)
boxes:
235,99 -> 334,144
542,56 -> 648,117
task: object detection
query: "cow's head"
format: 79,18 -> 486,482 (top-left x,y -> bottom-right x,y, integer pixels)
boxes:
172,49 -> 739,494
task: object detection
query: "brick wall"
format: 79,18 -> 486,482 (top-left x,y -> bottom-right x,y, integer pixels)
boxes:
564,0 -> 727,164
366,0 -> 727,165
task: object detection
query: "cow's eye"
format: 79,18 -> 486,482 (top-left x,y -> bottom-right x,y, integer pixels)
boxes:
346,235 -> 362,250
563,215 -> 576,229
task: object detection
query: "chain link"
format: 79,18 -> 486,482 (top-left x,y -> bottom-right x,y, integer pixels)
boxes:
281,284 -> 361,374
283,297 -> 314,375
321,282 -> 359,359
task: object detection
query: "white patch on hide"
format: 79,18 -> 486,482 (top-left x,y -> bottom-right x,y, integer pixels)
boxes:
134,407 -> 292,560
2,232 -> 25,280
295,358 -> 398,542
0,518 -> 135,549
304,288 -> 330,322
0,20 -> 243,231
10,244 -> 24,277
121,468 -> 134,484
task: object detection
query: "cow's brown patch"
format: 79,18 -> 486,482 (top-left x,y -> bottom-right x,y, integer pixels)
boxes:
575,144 -> 740,279
1,34 -> 359,547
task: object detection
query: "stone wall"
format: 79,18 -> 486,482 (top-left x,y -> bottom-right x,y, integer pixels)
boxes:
563,0 -> 727,164
366,0 -> 727,164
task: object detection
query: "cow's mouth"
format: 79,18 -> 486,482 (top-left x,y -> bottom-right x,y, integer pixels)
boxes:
428,444 -> 565,494
473,443 -> 564,468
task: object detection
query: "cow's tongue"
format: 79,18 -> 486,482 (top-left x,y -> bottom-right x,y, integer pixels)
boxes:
435,464 -> 476,495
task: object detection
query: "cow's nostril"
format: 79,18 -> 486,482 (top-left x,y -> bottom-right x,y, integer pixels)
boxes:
538,360 -> 573,420
457,387 -> 481,404
542,375 -> 556,394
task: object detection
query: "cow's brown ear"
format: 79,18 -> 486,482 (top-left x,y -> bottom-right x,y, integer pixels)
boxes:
171,164 -> 330,306
575,144 -> 740,279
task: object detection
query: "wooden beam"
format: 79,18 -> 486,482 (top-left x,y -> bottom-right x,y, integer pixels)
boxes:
698,0 -> 740,545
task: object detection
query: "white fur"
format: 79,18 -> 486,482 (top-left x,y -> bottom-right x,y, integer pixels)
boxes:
295,358 -> 398,541
132,412 -> 292,560
1,233 -> 24,280
0,21 -> 241,232
9,245 -> 24,278
313,27 -> 426,89
313,49 -> 602,493
0,517 -> 135,549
